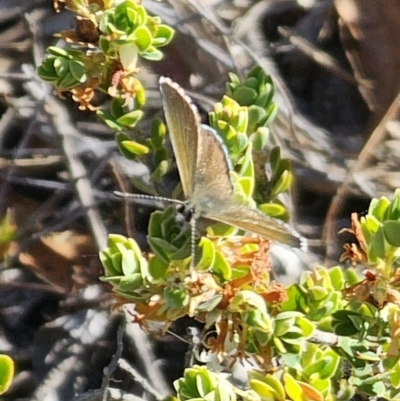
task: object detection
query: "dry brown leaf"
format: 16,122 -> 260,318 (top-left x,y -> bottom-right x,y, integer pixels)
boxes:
19,230 -> 99,293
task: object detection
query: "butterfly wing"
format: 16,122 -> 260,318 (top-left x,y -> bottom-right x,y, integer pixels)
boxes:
190,125 -> 235,208
203,202 -> 306,249
159,77 -> 200,198
193,125 -> 304,248
160,77 -> 235,206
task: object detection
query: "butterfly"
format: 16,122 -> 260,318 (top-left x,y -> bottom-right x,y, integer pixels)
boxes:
116,77 -> 306,263
158,77 -> 305,249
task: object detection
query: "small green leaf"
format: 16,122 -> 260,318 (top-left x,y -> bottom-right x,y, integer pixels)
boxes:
244,309 -> 272,333
148,237 -> 175,264
120,140 -> 149,155
104,273 -> 123,289
37,62 -> 57,81
274,316 -> 295,337
57,72 -> 79,89
263,103 -> 279,125
196,294 -> 223,312
110,252 -> 123,274
369,226 -> 385,260
304,358 -> 332,381
110,97 -> 125,118
276,311 -> 304,319
0,355 -> 13,395
248,105 -> 267,132
328,266 -> 345,291
119,273 -> 143,291
334,323 -> 359,336
249,379 -> 281,400
357,380 -> 386,397
361,215 -> 381,238
271,169 -> 292,197
134,25 -> 152,52
284,372 -> 303,401
259,203 -> 287,219
309,286 -> 328,302
98,36 -> 110,54
233,87 -> 258,106
332,310 -> 363,336
236,176 -> 253,198
48,46 -> 69,57
297,381 -> 324,401
256,83 -> 274,109
151,120 -> 166,149
99,250 -> 119,276
386,190 -> 400,220
198,237 -> 216,270
230,290 -> 267,313
148,210 -> 164,238
269,147 -> 281,169
262,375 -> 286,400
369,196 -> 390,221
273,336 -> 287,353
108,234 -> 129,249
97,110 -> 123,131
142,47 -> 163,61
115,132 -> 137,158
281,330 -> 306,345
169,236 -> 191,261
164,287 -> 189,309
321,350 -> 341,378
280,284 -> 308,313
195,369 -> 214,397
390,360 -> 400,389
211,251 -> 231,282
207,222 -> 237,237
69,60 -> 87,82
228,72 -> 241,86
231,265 -> 249,279
134,81 -> 146,109
344,268 -> 362,286
238,145 -> 255,179
117,110 -> 144,128
149,257 -> 169,280
250,127 -> 269,150
119,43 -> 139,72
153,24 -> 175,46
53,59 -> 69,77
151,159 -> 170,183
243,77 -> 259,90
356,351 -> 381,362
383,220 -> 400,246
126,237 -> 142,255
121,249 -> 138,275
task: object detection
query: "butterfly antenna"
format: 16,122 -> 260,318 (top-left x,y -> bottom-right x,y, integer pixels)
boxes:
114,191 -> 184,206
189,214 -> 197,275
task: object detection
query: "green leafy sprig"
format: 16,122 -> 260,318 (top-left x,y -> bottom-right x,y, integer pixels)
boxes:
38,0 -> 174,131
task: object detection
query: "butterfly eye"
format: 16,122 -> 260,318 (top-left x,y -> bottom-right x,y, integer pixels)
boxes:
175,204 -> 193,223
